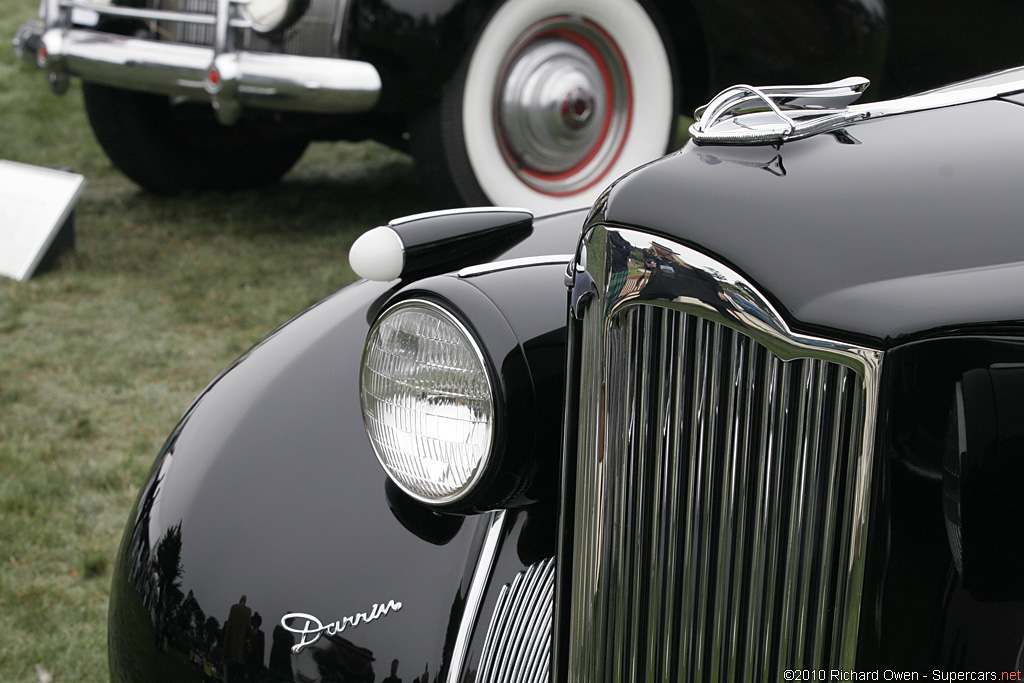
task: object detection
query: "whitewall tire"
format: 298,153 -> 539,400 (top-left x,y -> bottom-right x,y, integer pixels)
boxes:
411,0 -> 676,214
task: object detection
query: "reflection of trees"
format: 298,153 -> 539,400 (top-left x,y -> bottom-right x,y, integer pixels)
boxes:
127,501 -> 225,673
121,445 -> 385,683
155,522 -> 185,637
125,454 -> 227,677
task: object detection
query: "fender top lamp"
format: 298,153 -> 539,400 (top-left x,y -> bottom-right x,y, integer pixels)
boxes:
360,299 -> 498,507
944,364 -> 1024,599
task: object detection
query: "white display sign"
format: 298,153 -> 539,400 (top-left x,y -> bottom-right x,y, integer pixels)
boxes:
0,160 -> 86,282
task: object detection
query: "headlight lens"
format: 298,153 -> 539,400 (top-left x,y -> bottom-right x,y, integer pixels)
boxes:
360,300 -> 496,505
243,0 -> 300,33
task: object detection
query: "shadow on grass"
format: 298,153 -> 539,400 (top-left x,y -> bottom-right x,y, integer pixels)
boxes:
82,141 -> 457,243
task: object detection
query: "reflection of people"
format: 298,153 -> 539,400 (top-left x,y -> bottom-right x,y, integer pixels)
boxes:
415,662 -> 430,683
224,596 -> 252,682
382,658 -> 402,683
641,245 -> 734,321
248,612 -> 265,682
311,635 -> 375,682
605,230 -> 632,316
268,624 -> 295,682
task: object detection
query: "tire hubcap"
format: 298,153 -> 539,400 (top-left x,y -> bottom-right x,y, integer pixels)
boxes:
496,18 -> 632,196
561,86 -> 595,130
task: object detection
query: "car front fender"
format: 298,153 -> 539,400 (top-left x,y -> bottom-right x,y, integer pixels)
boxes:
108,209 -> 585,683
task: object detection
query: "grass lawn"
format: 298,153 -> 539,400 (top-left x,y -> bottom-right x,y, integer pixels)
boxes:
0,2 -> 440,678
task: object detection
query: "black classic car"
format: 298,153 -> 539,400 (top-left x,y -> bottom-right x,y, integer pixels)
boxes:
108,66 -> 1024,681
12,0 -> 1024,212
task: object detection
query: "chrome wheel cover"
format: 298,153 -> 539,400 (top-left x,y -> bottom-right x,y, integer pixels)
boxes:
495,18 -> 632,196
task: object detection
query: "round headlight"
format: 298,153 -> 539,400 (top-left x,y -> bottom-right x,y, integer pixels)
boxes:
360,299 -> 496,505
243,0 -> 304,34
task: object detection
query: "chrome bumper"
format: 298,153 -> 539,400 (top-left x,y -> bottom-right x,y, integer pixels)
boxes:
14,18 -> 381,125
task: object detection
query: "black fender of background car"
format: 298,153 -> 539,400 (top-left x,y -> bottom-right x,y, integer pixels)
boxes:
107,209 -> 584,683
343,0 -> 893,114
345,0 -> 1024,114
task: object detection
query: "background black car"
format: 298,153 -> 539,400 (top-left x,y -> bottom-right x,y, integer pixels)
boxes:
14,0 -> 1024,213
108,66 -> 1024,681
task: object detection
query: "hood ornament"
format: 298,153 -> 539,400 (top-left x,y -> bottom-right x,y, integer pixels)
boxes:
690,77 -> 871,145
689,75 -> 1010,145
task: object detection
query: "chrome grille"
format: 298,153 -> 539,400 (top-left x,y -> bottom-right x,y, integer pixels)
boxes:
478,558 -> 555,683
283,0 -> 341,58
567,226 -> 882,681
142,0 -> 341,55
164,0 -> 216,46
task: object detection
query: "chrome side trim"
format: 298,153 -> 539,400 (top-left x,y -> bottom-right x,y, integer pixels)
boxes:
389,206 -> 532,228
446,510 -> 507,683
459,254 -> 573,278
568,225 -> 883,679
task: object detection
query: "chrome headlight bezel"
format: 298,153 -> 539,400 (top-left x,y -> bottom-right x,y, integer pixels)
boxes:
360,297 -> 502,507
242,0 -> 306,34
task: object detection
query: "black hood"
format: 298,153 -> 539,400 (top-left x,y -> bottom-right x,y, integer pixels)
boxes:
601,95 -> 1024,345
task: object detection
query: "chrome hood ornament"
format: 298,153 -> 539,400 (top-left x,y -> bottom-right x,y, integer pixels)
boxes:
689,75 -> 1019,145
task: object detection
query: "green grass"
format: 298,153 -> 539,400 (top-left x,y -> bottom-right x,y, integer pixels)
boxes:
0,2 -> 440,678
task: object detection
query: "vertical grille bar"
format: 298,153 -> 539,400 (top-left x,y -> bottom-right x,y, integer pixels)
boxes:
567,226 -> 882,682
152,0 -> 216,46
568,292 -> 607,680
148,0 -> 341,55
